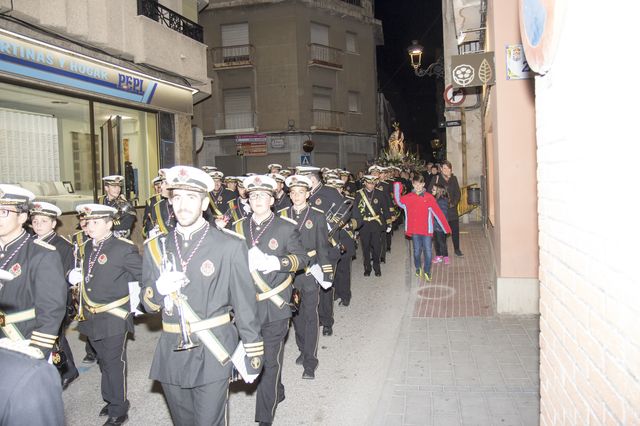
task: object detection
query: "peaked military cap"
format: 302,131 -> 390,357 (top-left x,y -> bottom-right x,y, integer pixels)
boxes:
243,175 -> 277,193
30,201 -> 62,217
0,184 -> 35,206
102,175 -> 124,186
76,203 -> 117,219
285,175 -> 312,190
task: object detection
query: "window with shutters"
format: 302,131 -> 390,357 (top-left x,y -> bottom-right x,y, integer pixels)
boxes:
222,88 -> 253,130
221,23 -> 250,64
310,23 -> 329,46
312,86 -> 332,111
309,22 -> 342,69
348,91 -> 360,113
312,86 -> 344,131
346,32 -> 357,53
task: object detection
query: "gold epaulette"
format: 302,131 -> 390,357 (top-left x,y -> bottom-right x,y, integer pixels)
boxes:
143,233 -> 164,245
311,207 -> 324,214
60,235 -> 72,244
277,207 -> 289,217
33,239 -> 55,250
280,216 -> 297,226
117,237 -> 135,245
220,227 -> 245,240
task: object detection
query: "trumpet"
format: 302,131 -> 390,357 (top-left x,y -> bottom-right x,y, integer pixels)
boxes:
72,242 -> 86,322
159,237 -> 199,352
325,199 -> 354,240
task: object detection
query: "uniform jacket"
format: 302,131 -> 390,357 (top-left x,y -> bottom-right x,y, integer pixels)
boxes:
99,195 -> 136,233
278,205 -> 334,285
353,188 -> 391,231
234,215 -> 309,324
40,232 -> 74,277
141,222 -> 263,387
308,183 -> 351,261
77,234 -> 142,340
0,231 -> 67,357
208,187 -> 236,216
393,183 -> 451,237
227,196 -> 251,224
273,192 -> 292,211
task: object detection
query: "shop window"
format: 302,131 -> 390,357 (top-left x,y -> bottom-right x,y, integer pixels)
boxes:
159,112 -> 175,168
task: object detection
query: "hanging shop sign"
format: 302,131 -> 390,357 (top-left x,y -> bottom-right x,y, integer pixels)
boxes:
0,28 -> 196,114
451,52 -> 496,88
236,134 -> 267,156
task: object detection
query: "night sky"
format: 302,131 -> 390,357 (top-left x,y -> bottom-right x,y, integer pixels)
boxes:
375,0 -> 443,159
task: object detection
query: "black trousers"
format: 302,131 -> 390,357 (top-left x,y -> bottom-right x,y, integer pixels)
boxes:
360,224 -> 382,273
433,230 -> 448,257
318,286 -> 334,328
90,333 -> 129,417
334,250 -> 353,304
58,333 -> 78,380
449,217 -> 461,252
162,378 -> 229,426
292,275 -> 319,370
255,319 -> 289,423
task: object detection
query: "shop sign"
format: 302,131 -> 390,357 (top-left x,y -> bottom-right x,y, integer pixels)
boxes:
236,134 -> 267,157
0,28 -> 195,114
451,52 -> 496,88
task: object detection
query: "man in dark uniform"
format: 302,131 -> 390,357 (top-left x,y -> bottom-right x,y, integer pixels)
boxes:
140,166 -> 264,426
369,166 -> 394,261
0,185 -> 67,362
29,201 -> 79,389
353,175 -> 391,277
227,177 -> 251,224
142,170 -> 176,239
339,170 -> 357,198
298,166 -> 346,336
98,175 -> 136,239
233,175 -> 309,426
207,171 -> 236,219
224,175 -> 240,197
270,173 -> 292,212
279,175 -> 333,379
69,203 -> 142,426
267,163 -> 283,174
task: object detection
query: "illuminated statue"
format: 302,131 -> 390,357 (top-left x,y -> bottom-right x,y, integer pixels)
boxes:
388,121 -> 405,155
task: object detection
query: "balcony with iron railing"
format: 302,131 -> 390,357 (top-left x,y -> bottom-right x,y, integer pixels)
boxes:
214,112 -> 256,134
339,0 -> 363,6
137,0 -> 204,43
209,45 -> 254,69
311,109 -> 344,132
308,44 -> 343,70
458,40 -> 483,55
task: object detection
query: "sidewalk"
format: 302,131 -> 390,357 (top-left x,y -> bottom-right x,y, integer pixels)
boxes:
373,224 -> 540,426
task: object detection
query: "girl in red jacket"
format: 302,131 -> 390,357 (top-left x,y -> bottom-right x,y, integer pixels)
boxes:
393,175 -> 451,281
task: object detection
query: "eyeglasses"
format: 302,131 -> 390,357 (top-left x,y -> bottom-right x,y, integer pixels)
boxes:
0,209 -> 19,218
248,192 -> 272,200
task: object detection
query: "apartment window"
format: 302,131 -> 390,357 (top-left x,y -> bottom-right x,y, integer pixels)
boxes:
312,86 -> 333,110
223,88 -> 253,130
346,31 -> 357,53
221,22 -> 249,62
310,22 -> 329,46
348,91 -> 361,113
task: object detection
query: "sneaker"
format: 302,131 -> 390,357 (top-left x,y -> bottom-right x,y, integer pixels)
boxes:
444,256 -> 450,265
455,250 -> 464,257
415,269 -> 421,277
432,256 -> 442,264
422,271 -> 431,282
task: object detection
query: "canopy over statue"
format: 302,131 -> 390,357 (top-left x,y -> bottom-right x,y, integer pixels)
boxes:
388,121 -> 405,155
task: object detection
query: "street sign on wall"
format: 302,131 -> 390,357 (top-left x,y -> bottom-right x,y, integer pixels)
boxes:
451,52 -> 496,88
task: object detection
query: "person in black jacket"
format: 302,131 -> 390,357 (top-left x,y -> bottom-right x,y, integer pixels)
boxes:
29,201 -> 80,390
69,203 -> 142,426
428,160 -> 463,257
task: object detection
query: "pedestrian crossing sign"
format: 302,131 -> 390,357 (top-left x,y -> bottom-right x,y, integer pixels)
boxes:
300,154 -> 311,166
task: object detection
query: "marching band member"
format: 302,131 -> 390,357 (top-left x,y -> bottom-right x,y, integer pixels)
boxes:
270,173 -> 292,212
99,175 -> 136,239
140,166 -> 263,426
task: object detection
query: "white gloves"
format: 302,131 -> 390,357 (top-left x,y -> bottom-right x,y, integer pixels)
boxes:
242,202 -> 252,214
308,264 -> 323,283
156,271 -> 189,296
0,338 -> 43,359
319,280 -> 332,290
0,269 -> 14,282
386,226 -> 392,233
248,247 -> 280,273
68,268 -> 82,286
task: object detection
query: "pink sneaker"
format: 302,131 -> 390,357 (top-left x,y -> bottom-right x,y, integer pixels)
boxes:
444,256 -> 450,265
432,256 -> 442,264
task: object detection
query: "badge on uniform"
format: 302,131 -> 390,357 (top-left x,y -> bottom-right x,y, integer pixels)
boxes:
373,198 -> 379,204
200,259 -> 215,277
217,196 -> 222,203
250,356 -> 261,369
98,254 -> 108,264
305,219 -> 313,229
268,238 -> 278,250
10,263 -> 21,277
315,198 -> 322,206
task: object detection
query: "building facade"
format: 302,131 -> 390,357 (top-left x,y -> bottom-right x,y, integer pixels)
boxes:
193,0 -> 383,175
0,0 -> 209,221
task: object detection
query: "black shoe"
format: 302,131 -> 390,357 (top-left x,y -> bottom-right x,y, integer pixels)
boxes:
295,353 -> 304,365
83,353 -> 97,364
380,258 -> 386,263
387,248 -> 391,252
103,414 -> 128,425
364,270 -> 371,277
455,250 -> 464,257
338,299 -> 350,307
61,371 -> 79,390
259,423 -> 272,426
375,271 -> 381,277
302,368 -> 315,379
322,326 -> 333,336
99,405 -> 109,417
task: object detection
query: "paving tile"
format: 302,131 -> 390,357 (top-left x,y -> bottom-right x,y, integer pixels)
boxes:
491,414 -> 524,426
432,393 -> 460,414
433,414 -> 462,426
383,414 -> 404,426
430,371 -> 455,385
501,365 -> 528,379
387,396 -> 405,415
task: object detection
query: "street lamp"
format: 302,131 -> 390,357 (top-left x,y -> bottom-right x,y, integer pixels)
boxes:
407,39 -> 444,78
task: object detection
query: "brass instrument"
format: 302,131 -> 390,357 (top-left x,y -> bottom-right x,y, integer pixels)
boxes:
325,199 -> 354,240
72,242 -> 86,321
159,237 -> 199,352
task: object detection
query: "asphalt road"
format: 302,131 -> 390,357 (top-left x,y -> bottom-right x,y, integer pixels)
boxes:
63,232 -> 411,426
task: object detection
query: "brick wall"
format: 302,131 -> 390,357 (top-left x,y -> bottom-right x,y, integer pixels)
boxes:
536,3 -> 640,424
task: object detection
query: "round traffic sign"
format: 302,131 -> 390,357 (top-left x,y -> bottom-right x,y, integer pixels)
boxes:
443,84 -> 466,106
